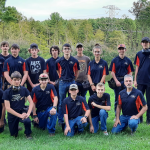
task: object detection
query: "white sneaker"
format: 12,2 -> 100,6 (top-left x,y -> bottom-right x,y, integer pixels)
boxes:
103,130 -> 108,136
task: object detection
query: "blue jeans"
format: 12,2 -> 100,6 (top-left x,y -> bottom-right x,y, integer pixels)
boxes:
91,109 -> 108,133
65,116 -> 88,137
37,107 -> 57,134
58,80 -> 75,123
111,115 -> 140,133
76,82 -> 87,100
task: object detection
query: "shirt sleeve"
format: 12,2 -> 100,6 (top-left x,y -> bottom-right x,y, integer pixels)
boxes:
31,88 -> 38,103
105,94 -> 111,106
87,63 -> 91,75
46,61 -> 49,73
2,90 -> 10,101
23,60 -> 29,71
103,62 -> 109,75
127,59 -> 134,73
41,58 -> 46,71
134,53 -> 140,67
109,59 -> 115,72
88,98 -> 92,109
62,99 -> 68,114
117,94 -> 122,105
81,98 -> 89,111
25,88 -> 30,97
3,61 -> 9,72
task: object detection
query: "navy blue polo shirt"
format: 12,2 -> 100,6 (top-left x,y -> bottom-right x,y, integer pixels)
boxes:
134,50 -> 150,86
88,93 -> 111,118
56,56 -> 80,81
87,59 -> 109,84
31,84 -> 57,112
26,56 -> 46,85
109,56 -> 134,77
3,55 -> 28,77
0,57 -> 5,77
0,54 -> 11,61
0,89 -> 4,118
46,57 -> 59,82
62,95 -> 89,120
118,87 -> 146,116
3,86 -> 30,111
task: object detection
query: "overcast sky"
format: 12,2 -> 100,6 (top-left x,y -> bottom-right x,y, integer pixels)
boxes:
6,0 -> 137,21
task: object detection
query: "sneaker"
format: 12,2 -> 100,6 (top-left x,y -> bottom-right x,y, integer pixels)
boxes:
18,126 -> 22,131
26,134 -> 32,140
103,130 -> 108,136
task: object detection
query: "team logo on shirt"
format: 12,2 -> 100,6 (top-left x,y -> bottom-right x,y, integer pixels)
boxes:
130,95 -> 136,98
46,91 -> 50,94
30,61 -> 41,74
99,65 -> 103,68
69,61 -> 74,64
79,62 -> 85,73
18,61 -> 22,64
124,62 -> 128,65
76,102 -> 81,106
11,94 -> 22,101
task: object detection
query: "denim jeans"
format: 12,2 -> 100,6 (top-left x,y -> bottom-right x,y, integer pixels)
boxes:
58,80 -> 75,123
76,82 -> 87,100
37,107 -> 57,134
65,116 -> 88,137
111,115 -> 140,133
91,109 -> 108,133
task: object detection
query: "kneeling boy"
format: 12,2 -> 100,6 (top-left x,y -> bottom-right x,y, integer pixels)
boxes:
88,83 -> 111,135
32,73 -> 58,136
4,71 -> 33,139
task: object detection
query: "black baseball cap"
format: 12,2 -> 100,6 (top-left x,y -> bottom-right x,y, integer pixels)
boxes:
76,43 -> 83,48
63,43 -> 71,48
30,43 -> 38,49
141,37 -> 150,42
11,44 -> 20,49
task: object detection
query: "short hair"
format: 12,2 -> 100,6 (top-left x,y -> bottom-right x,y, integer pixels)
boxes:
1,41 -> 9,47
11,71 -> 22,79
96,83 -> 105,89
50,45 -> 60,56
11,44 -> 20,49
124,74 -> 133,81
92,44 -> 102,53
62,43 -> 71,49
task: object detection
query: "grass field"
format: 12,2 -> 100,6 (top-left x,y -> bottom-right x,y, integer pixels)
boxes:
0,83 -> 150,150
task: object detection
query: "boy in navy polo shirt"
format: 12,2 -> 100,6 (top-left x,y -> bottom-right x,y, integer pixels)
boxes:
46,45 -> 60,94
26,43 -> 46,92
56,43 -> 80,124
112,75 -> 147,134
0,89 -> 5,133
88,44 -> 109,96
109,44 -> 134,115
62,84 -> 90,137
134,37 -> 150,124
88,83 -> 111,135
0,41 -> 11,90
3,71 -> 33,139
3,44 -> 28,87
32,73 -> 58,136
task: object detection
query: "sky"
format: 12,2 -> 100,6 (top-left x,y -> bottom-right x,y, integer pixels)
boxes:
6,0 -> 137,21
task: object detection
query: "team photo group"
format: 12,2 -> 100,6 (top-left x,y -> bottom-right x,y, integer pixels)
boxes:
0,36 -> 150,139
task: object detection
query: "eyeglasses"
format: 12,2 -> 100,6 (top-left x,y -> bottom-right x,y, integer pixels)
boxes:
63,48 -> 71,50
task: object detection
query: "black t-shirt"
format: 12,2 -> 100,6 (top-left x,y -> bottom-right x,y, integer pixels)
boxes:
88,93 -> 111,118
26,56 -> 46,86
3,86 -> 30,111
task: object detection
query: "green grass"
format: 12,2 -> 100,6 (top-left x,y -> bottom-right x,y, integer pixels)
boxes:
0,83 -> 150,150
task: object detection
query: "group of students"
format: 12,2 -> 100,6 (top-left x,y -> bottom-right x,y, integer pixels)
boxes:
0,36 -> 149,139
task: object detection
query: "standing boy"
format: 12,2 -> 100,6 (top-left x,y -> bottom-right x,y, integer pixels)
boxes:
26,43 -> 46,92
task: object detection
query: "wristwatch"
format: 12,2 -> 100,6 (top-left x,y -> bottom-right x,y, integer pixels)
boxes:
53,106 -> 57,109
84,116 -> 88,119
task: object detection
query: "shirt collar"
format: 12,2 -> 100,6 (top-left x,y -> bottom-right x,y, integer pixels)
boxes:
11,55 -> 19,59
94,59 -> 101,64
70,95 -> 79,101
62,55 -> 72,61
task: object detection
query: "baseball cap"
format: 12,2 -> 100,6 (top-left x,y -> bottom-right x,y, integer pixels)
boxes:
63,43 -> 71,48
39,73 -> 49,79
118,44 -> 126,49
30,43 -> 38,49
69,84 -> 78,90
76,43 -> 83,48
11,44 -> 20,49
141,37 -> 150,42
